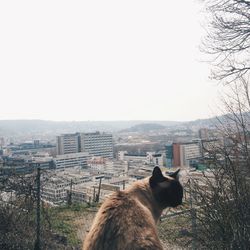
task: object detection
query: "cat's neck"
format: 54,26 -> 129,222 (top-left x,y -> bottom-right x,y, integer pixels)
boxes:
125,177 -> 163,222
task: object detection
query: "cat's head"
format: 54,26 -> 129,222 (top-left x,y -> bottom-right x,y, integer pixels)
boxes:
149,166 -> 183,208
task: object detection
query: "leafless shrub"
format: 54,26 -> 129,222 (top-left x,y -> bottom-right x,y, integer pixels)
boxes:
191,79 -> 250,249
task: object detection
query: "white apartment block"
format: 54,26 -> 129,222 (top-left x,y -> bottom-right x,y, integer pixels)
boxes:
118,151 -> 164,166
54,152 -> 90,169
42,169 -> 92,203
42,178 -> 70,203
80,132 -> 113,159
118,151 -> 147,163
56,133 -> 80,155
68,176 -> 129,204
180,143 -> 201,167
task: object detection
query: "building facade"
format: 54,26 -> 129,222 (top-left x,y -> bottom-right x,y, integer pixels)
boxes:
171,142 -> 202,167
118,151 -> 164,166
80,132 -> 113,159
56,133 -> 80,155
56,132 -> 113,159
165,144 -> 173,168
53,152 -> 90,169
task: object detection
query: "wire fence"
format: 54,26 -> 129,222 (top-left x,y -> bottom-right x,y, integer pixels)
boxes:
0,168 -> 199,250
159,179 -> 199,250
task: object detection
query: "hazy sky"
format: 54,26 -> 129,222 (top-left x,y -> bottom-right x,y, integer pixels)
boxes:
0,0 -> 220,122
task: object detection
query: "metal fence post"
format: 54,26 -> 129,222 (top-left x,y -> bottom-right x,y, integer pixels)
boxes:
34,168 -> 41,250
189,179 -> 197,250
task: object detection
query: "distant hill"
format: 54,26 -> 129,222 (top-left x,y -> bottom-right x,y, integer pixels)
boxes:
184,113 -> 248,128
0,120 -> 181,137
120,123 -> 167,133
0,114 -> 239,138
185,117 -> 216,128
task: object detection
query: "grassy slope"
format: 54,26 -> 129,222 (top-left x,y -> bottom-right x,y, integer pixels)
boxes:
49,203 -> 191,250
48,203 -> 97,248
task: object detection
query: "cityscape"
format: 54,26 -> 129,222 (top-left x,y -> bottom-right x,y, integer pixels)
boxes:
1,0 -> 250,249
0,119 -> 224,206
0,115 -> 249,249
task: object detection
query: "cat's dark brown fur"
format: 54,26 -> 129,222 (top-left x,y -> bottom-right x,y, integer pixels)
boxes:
83,167 -> 183,250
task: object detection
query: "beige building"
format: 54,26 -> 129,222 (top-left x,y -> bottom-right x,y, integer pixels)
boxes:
56,132 -> 113,159
42,168 -> 91,203
180,142 -> 201,167
80,132 -> 113,159
56,133 -> 80,155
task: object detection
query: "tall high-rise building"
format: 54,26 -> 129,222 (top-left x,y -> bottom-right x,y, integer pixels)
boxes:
56,132 -> 114,159
56,133 -> 80,155
80,132 -> 113,159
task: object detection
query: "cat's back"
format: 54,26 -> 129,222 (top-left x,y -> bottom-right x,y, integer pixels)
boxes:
83,190 -> 162,250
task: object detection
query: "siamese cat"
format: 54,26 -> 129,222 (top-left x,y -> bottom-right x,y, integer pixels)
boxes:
83,166 -> 183,250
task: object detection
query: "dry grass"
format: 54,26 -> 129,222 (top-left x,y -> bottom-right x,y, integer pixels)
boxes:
49,203 -> 191,249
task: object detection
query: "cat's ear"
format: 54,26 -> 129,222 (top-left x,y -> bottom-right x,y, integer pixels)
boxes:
168,169 -> 180,180
150,166 -> 165,188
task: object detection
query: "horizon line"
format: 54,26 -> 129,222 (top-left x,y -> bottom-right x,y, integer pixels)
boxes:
0,117 -> 214,123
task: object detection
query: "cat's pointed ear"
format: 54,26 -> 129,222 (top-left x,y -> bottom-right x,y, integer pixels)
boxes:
168,169 -> 180,179
150,166 -> 165,188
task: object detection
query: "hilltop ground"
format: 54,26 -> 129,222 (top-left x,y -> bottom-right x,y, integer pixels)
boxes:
48,203 -> 191,250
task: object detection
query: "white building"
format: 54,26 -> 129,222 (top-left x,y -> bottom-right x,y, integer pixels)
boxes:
53,152 -> 90,169
67,176 -> 130,204
56,133 -> 80,155
118,151 -> 164,166
146,152 -> 164,166
118,151 -> 147,163
42,168 -> 92,203
80,132 -> 113,159
180,143 -> 201,167
42,178 -> 70,203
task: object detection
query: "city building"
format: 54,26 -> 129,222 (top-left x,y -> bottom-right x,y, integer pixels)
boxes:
56,133 -> 80,155
171,142 -> 202,167
128,166 -> 153,180
173,143 -> 181,167
5,140 -> 56,156
165,144 -> 173,168
118,151 -> 147,163
118,151 -> 164,166
68,176 -> 130,204
80,132 -> 113,159
41,170 -> 92,204
56,132 -> 114,159
147,152 -> 164,166
41,167 -> 129,204
0,137 -> 5,148
42,178 -> 69,203
53,152 -> 90,169
0,154 -> 54,175
28,157 -> 54,170
0,157 -> 3,167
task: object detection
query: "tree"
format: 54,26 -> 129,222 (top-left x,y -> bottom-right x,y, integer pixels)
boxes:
190,78 -> 250,249
194,2 -> 250,247
202,0 -> 250,82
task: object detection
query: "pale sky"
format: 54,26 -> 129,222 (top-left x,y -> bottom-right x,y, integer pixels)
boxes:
0,0 -> 220,122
